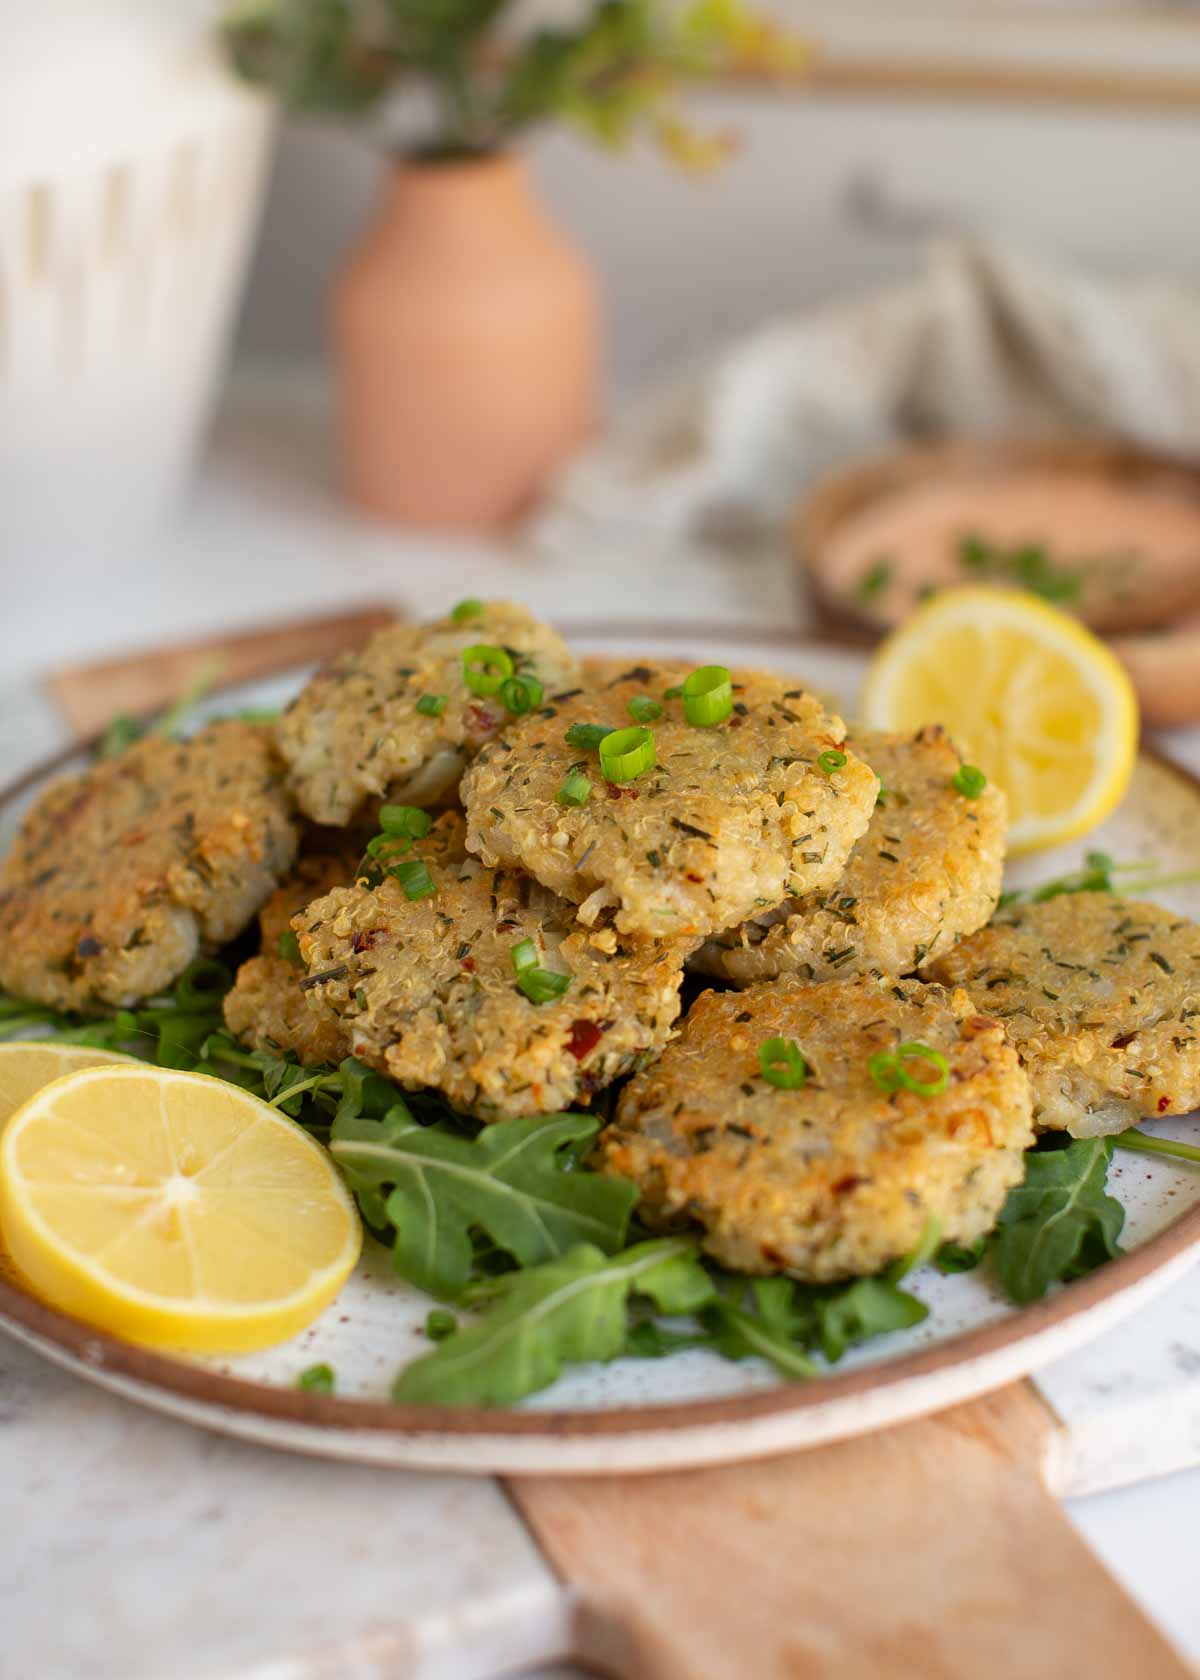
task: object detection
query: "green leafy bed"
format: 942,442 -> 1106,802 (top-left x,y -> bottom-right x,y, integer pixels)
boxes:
4,911 -> 1194,1409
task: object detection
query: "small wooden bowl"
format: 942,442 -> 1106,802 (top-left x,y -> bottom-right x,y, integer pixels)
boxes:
793,437 -> 1200,724
796,436 -> 1200,636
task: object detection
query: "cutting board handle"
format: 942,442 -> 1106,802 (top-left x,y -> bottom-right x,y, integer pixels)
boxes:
509,1383 -> 1189,1680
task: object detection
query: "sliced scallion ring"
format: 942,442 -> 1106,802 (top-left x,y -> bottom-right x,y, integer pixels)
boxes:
870,1042 -> 949,1098
510,938 -> 538,973
450,598 -> 484,624
564,722 -> 613,751
556,770 -> 592,807
509,938 -> 571,1004
598,725 -> 656,783
391,859 -> 436,902
461,644 -> 514,697
818,749 -> 848,775
682,665 -> 733,727
415,693 -> 446,717
501,673 -> 543,715
379,804 -> 432,839
627,695 -> 663,724
952,764 -> 987,799
759,1036 -> 807,1090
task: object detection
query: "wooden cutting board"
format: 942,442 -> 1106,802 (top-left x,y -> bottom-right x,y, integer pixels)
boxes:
510,1385 -> 1189,1679
32,610 -> 1198,1677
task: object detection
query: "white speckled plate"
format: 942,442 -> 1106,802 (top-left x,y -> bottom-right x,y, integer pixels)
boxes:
2,625 -> 1200,1475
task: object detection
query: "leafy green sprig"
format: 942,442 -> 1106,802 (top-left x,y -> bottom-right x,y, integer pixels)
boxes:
935,1135 -> 1126,1303
998,851 -> 1200,911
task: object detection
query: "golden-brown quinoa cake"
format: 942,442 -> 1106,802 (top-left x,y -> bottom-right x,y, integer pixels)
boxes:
926,894 -> 1200,1136
223,846 -> 361,1066
461,661 -> 878,941
599,974 -> 1033,1280
276,601 -> 580,826
693,726 -> 1006,985
293,813 -> 688,1118
0,722 -> 298,1013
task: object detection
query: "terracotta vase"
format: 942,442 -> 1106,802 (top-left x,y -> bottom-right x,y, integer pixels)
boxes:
331,153 -> 599,530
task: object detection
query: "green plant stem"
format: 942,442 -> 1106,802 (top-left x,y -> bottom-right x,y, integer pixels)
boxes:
1114,1129 -> 1200,1168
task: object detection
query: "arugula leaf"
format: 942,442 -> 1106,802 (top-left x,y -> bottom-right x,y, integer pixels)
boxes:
330,1106 -> 638,1299
810,1277 -> 928,1363
393,1238 -> 713,1406
990,1137 -> 1125,1303
705,1291 -> 818,1380
936,1237 -> 987,1274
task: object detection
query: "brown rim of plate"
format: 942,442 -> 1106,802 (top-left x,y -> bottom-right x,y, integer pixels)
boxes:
1,633 -> 1199,1441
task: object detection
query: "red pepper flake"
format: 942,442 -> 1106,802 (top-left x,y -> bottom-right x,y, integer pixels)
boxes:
685,871 -> 704,884
832,1174 -> 867,1195
352,929 -> 383,953
606,784 -> 640,801
466,703 -> 498,737
1158,1095 -> 1171,1113
566,1019 -> 604,1060
461,956 -> 476,972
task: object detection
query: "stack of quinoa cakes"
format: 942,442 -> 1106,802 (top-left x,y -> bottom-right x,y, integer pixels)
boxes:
5,597 -> 1195,1290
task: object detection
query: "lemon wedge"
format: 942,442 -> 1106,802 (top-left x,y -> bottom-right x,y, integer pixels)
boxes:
860,586 -> 1138,855
0,1064 -> 361,1352
0,1042 -> 135,1132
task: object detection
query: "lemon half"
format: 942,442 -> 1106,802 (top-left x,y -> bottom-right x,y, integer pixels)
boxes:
0,1064 -> 361,1353
860,586 -> 1138,855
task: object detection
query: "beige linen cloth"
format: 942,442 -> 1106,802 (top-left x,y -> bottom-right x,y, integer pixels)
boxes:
529,239 -> 1200,563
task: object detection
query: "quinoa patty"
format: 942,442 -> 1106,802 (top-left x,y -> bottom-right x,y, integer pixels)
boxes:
461,662 -> 878,941
0,722 -> 299,1013
599,975 -> 1033,1280
694,726 -> 1006,985
277,601 -> 580,826
293,813 -> 688,1118
223,846 -> 361,1067
926,894 -> 1200,1136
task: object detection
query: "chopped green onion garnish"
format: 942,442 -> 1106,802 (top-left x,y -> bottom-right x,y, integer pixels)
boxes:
511,938 -> 538,973
682,665 -> 733,728
876,777 -> 889,804
97,714 -> 143,759
870,1042 -> 949,1098
416,693 -> 446,717
450,598 -> 484,623
510,939 -> 571,1004
380,805 -> 432,839
556,770 -> 592,807
462,643 -> 514,696
517,967 -> 572,1005
627,695 -> 663,724
297,1363 -> 335,1394
818,749 -> 848,775
425,1309 -> 458,1341
856,559 -> 892,601
953,764 -> 987,799
759,1036 -> 807,1090
278,930 -> 302,965
501,673 -> 543,715
663,685 -> 684,700
599,726 -> 656,783
564,722 -> 613,751
391,859 -> 436,901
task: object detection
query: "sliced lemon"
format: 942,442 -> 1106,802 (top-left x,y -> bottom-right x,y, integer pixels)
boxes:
860,586 -> 1138,855
0,1065 -> 361,1353
0,1042 -> 135,1132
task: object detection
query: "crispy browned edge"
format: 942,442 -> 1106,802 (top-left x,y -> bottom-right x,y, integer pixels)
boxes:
1,634 -> 1198,1444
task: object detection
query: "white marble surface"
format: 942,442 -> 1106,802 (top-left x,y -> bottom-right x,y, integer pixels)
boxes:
2,367 -> 1200,1674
